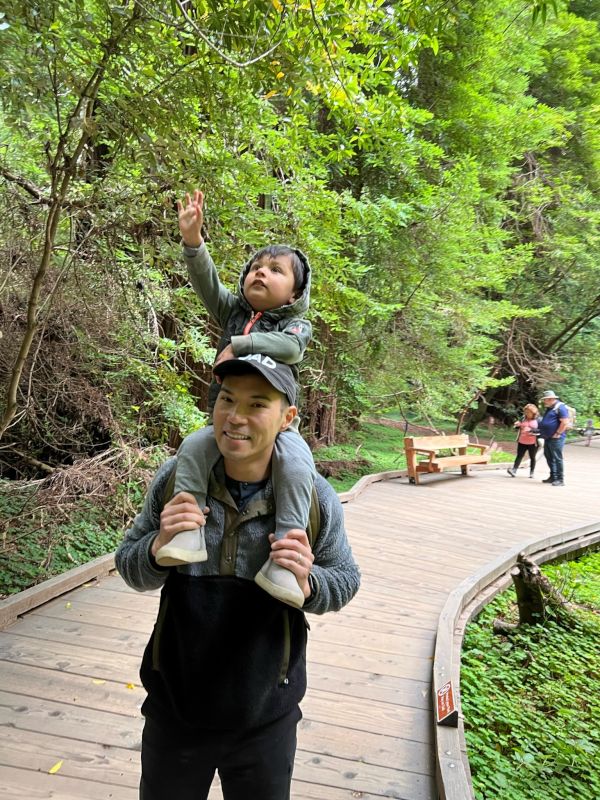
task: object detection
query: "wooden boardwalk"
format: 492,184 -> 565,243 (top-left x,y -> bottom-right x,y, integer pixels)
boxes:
1,440 -> 599,799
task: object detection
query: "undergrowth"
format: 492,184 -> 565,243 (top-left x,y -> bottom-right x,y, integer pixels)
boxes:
315,420 -> 513,491
461,551 -> 600,800
0,445 -> 169,597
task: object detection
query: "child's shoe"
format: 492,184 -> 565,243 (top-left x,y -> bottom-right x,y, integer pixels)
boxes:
255,560 -> 305,609
155,528 -> 207,567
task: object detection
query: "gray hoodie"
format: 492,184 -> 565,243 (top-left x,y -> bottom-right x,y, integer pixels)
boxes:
183,244 -> 312,409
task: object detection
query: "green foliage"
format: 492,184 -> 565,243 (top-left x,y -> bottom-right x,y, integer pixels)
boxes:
461,552 -> 600,800
0,488 -> 122,596
1,0 -> 599,472
0,445 -> 168,596
315,419 -> 512,491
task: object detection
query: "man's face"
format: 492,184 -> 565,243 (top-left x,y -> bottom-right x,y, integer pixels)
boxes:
543,397 -> 555,408
242,254 -> 297,312
213,373 -> 297,479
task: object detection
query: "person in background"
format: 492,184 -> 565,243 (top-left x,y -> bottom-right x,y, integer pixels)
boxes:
507,403 -> 540,479
538,390 -> 570,486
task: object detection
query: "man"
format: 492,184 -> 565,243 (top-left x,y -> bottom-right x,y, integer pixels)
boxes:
538,389 -> 570,486
115,354 -> 360,800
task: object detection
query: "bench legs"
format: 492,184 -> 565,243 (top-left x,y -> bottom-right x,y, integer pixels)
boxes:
459,447 -> 468,476
406,450 -> 420,485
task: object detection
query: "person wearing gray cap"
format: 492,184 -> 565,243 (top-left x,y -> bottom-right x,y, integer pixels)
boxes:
537,390 -> 570,486
115,357 -> 360,800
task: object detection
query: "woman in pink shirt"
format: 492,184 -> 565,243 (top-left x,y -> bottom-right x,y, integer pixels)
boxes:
507,403 -> 540,478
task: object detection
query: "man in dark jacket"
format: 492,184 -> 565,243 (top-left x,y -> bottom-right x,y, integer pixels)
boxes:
115,356 -> 360,800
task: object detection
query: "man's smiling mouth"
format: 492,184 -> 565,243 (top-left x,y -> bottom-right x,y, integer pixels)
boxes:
224,432 -> 251,440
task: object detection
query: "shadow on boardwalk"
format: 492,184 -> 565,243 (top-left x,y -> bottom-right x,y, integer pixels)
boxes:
0,441 -> 598,799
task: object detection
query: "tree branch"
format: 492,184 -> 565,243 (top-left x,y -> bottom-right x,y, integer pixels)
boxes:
174,0 -> 284,68
0,166 -> 50,204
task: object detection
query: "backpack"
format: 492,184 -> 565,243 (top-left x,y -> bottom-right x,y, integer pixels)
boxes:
561,404 -> 576,431
161,464 -> 321,548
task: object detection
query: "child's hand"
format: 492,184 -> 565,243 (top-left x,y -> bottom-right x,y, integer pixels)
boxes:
214,344 -> 235,367
177,189 -> 204,248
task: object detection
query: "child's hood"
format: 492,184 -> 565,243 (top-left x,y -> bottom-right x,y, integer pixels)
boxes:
236,246 -> 311,318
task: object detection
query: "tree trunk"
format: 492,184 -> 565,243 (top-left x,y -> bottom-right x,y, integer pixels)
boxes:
0,11 -> 140,438
493,553 -> 574,634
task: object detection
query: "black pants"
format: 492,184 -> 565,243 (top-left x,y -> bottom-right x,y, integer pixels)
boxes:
139,707 -> 300,800
513,442 -> 539,473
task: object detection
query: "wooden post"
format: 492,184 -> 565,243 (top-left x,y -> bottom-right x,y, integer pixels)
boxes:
458,445 -> 468,476
404,438 -> 419,484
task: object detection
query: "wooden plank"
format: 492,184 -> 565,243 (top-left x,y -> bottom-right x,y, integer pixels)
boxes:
431,455 -> 489,467
51,585 -> 160,616
29,598 -> 156,634
308,638 -> 433,682
0,764 -> 137,800
304,689 -> 432,743
293,748 -> 434,800
405,435 -> 469,449
307,663 -> 430,709
0,661 -> 144,716
0,724 -> 433,800
0,632 -> 144,683
297,717 -> 433,775
291,783 -> 382,800
308,624 -> 434,659
0,690 -> 143,749
0,555 -> 115,630
3,615 -> 150,657
0,726 -> 140,788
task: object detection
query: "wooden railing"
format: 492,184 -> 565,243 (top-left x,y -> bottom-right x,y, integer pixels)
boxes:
433,521 -> 600,800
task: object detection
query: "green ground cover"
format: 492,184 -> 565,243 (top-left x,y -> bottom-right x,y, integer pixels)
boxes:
315,419 -> 513,492
0,447 -> 166,597
461,551 -> 600,800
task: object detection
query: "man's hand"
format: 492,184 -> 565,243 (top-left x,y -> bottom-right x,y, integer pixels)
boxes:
177,189 -> 204,248
268,529 -> 315,599
151,492 -> 207,559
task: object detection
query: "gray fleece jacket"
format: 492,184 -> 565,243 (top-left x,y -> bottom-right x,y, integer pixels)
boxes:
183,243 -> 312,409
115,457 -> 360,732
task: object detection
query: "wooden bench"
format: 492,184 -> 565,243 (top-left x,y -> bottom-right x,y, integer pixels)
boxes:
404,434 -> 490,485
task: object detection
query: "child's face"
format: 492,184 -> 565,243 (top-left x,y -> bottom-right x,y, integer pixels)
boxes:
243,254 -> 297,312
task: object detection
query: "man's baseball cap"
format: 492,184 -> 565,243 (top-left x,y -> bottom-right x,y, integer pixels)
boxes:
540,390 -> 559,400
213,354 -> 297,406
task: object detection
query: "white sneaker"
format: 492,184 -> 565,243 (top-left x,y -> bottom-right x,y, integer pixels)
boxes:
155,528 -> 208,567
255,560 -> 305,608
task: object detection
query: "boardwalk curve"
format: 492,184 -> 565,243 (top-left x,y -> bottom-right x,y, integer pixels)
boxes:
0,440 -> 598,799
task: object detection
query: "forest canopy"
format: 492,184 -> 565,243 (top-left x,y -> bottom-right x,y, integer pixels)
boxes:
1,0 -> 599,477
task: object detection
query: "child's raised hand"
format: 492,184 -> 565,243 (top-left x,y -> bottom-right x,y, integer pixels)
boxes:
177,189 -> 204,248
